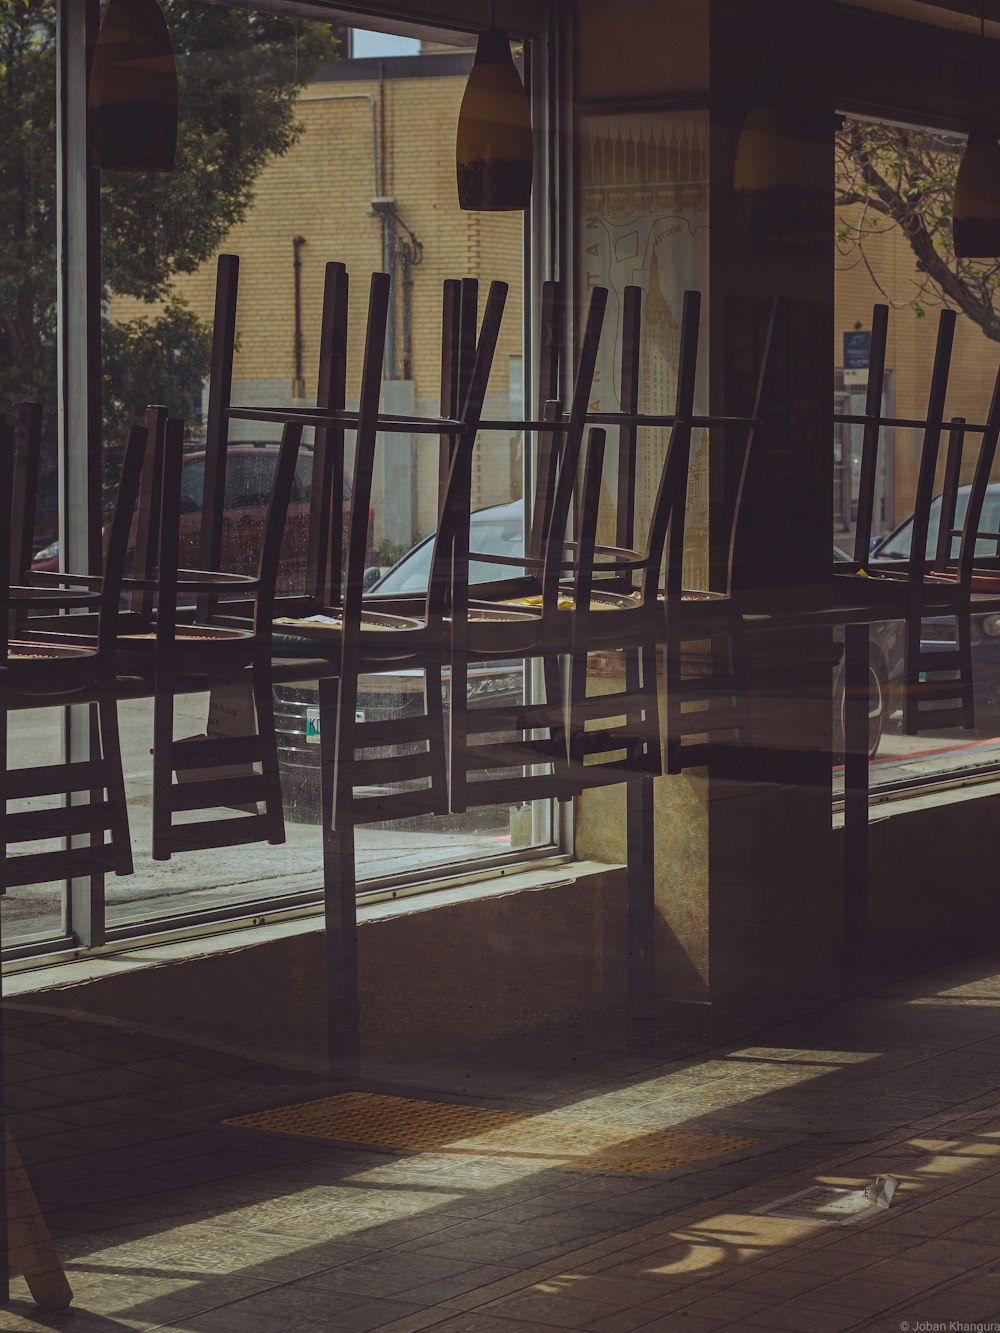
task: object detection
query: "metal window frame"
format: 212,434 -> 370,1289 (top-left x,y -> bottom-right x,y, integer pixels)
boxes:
39,0 -> 568,961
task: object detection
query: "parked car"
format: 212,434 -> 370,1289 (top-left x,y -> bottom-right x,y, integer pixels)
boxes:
869,484 -> 1000,736
274,504 -> 899,818
31,442 -> 380,594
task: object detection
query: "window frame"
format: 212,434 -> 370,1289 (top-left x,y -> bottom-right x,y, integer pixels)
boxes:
26,0 -> 570,962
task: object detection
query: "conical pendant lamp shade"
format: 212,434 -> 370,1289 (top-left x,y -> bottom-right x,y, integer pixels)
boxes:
89,0 -> 178,172
953,121 -> 1000,258
456,27 -> 532,211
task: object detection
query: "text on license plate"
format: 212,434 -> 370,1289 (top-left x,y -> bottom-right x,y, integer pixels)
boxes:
305,706 -> 365,743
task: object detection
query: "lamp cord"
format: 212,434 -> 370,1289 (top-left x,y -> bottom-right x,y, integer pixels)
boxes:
981,0 -> 987,118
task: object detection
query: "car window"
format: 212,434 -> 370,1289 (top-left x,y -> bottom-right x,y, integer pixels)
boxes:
292,451 -> 312,504
874,492 -> 1000,563
180,456 -> 205,514
181,449 -> 312,513
225,452 -> 276,508
374,509 -> 524,595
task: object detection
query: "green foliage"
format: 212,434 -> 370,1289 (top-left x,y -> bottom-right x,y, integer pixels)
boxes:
0,1 -> 338,441
836,120 -> 1000,342
102,297 -> 212,443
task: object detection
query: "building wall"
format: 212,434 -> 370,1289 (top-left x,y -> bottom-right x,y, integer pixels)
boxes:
113,59 -> 524,553
836,198 -> 1000,530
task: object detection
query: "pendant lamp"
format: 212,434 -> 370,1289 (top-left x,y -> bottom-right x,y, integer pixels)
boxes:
456,24 -> 532,211
954,122 -> 1000,257
89,0 -> 178,172
732,99 -> 825,251
953,4 -> 1000,258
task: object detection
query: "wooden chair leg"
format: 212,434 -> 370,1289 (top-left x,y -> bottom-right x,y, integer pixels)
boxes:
251,670 -> 286,846
97,694 -> 133,877
319,677 -> 360,1079
626,773 -> 655,1019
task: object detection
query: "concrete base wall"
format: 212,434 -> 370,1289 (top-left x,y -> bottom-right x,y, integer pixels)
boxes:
13,866 -> 628,1070
13,790 -> 1000,1068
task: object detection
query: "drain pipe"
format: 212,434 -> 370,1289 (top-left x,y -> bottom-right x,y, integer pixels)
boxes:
292,235 -> 306,398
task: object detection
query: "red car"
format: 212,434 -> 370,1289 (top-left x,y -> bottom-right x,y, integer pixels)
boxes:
32,443 -> 380,593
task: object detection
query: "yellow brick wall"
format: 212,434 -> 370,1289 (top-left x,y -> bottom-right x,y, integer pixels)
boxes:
113,68 -> 524,550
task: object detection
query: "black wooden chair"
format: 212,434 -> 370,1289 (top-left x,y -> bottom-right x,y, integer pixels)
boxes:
833,304 -> 998,735
141,416 -> 303,860
0,416 -> 146,891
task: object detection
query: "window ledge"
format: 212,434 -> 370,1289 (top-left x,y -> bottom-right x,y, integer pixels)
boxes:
3,858 -> 623,1000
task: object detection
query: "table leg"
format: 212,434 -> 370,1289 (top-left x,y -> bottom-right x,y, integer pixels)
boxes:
319,679 -> 360,1081
626,773 -> 655,1017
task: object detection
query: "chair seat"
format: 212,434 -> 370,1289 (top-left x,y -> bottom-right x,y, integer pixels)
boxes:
503,590 -> 640,612
118,624 -> 251,646
272,609 -> 425,661
4,638 -> 100,696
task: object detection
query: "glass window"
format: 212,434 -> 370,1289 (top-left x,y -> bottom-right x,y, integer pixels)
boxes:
81,7 -> 539,935
835,113 -> 1000,795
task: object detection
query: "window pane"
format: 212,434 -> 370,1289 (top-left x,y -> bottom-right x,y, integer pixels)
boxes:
835,114 -> 1000,794
93,10 -> 540,932
1,3 -> 66,946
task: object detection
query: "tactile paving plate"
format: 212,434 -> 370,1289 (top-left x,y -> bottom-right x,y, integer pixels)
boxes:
222,1092 -> 758,1173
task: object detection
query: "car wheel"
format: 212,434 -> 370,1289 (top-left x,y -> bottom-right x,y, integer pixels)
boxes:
834,655 -> 887,761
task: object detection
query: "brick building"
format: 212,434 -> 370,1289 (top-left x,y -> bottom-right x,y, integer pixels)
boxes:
114,45 -> 524,558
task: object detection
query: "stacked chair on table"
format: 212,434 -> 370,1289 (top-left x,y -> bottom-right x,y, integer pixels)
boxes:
132,412 -> 303,861
7,400 -> 302,863
0,409 -> 146,894
834,303 -> 1000,737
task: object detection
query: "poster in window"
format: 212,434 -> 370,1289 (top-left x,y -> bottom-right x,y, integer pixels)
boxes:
578,110 -> 709,586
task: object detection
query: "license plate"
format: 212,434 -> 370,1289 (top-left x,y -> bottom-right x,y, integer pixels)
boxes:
305,706 -> 364,743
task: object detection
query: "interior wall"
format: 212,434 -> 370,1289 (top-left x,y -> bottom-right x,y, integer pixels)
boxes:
575,0 -> 708,104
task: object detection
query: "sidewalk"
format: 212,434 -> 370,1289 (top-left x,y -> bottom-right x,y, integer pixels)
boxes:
4,949 -> 1000,1329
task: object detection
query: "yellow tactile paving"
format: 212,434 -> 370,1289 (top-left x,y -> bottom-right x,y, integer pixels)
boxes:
222,1091 -> 759,1173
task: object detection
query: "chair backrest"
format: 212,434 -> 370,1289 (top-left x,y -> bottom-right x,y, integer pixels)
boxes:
568,426 -> 609,642
253,421 -> 303,638
852,303 -> 890,564
130,404 -> 168,620
848,303 -> 955,575
97,422 -> 150,654
426,281 -> 509,631
721,297 -> 781,597
936,416 -> 967,571
907,308 -> 957,584
340,271 -> 391,654
197,253 -> 240,584
955,362 -> 1000,582
527,279 -> 563,560
537,285 -> 610,613
155,416 -> 300,656
309,260 -> 349,603
641,288 -> 701,606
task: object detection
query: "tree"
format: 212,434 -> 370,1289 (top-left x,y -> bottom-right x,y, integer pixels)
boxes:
836,118 -> 1000,342
0,1 -> 338,446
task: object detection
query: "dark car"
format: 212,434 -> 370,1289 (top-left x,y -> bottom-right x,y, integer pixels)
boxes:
32,442 -> 380,594
870,485 -> 1000,735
